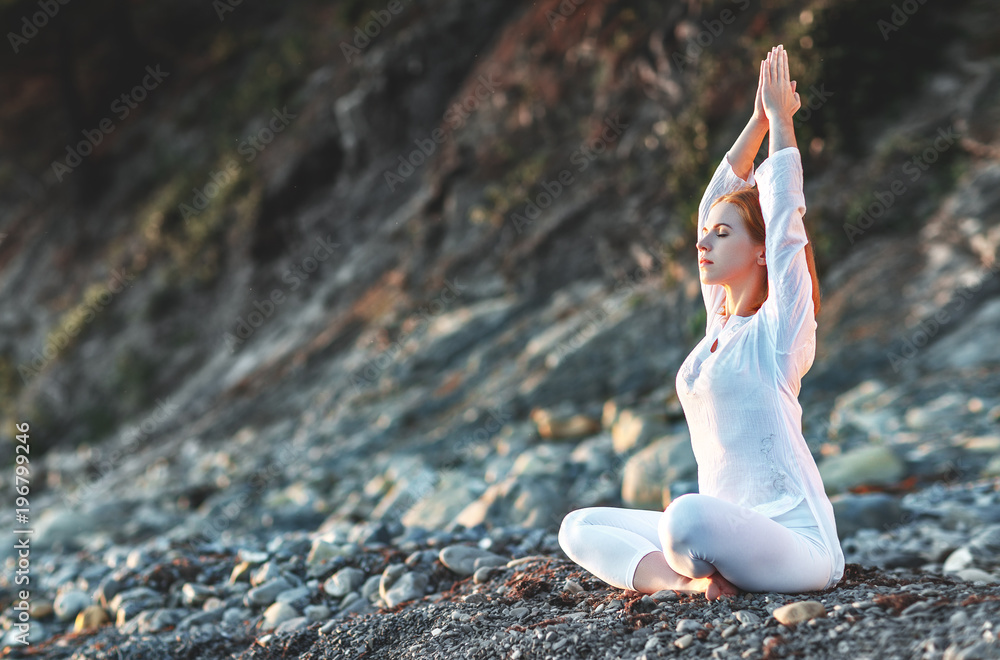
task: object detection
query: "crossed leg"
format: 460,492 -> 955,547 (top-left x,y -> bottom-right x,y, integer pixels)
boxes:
558,493 -> 831,598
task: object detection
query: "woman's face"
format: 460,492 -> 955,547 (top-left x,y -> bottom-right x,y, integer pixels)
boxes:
697,202 -> 764,286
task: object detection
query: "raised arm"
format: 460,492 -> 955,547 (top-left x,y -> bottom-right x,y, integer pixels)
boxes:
755,148 -> 814,360
694,56 -> 771,330
728,57 -> 770,180
756,45 -> 815,367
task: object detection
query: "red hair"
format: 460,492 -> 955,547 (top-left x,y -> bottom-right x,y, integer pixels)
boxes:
710,187 -> 821,318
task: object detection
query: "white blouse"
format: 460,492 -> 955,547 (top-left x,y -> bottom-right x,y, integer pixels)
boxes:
675,146 -> 845,590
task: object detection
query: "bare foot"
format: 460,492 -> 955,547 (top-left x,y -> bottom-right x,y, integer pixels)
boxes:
704,572 -> 741,601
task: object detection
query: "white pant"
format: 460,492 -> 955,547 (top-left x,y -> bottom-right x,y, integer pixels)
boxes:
558,493 -> 832,593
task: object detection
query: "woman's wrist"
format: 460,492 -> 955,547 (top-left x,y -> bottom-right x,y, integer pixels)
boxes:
767,115 -> 797,154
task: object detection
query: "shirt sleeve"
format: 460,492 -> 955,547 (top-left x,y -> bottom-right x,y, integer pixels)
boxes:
696,151 -> 756,334
754,146 -> 817,367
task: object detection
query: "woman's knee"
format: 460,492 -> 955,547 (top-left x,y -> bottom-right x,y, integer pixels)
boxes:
659,494 -> 711,548
557,508 -> 592,551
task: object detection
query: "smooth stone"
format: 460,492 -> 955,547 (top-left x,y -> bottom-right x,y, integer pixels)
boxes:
819,445 -> 906,494
30,600 -> 53,619
383,572 -> 429,608
324,567 -> 366,598
306,539 -> 338,568
735,610 -> 761,626
943,547 -> 975,573
244,577 -> 292,608
773,600 -> 827,626
181,583 -> 214,607
621,432 -> 697,509
261,602 -> 300,630
473,555 -> 509,570
250,561 -> 282,587
612,410 -> 671,453
54,589 -> 91,622
379,564 -> 409,601
304,604 -> 331,622
275,586 -> 311,606
237,549 -> 270,564
275,616 -> 309,634
955,568 -> 997,583
129,608 -> 185,634
439,545 -> 508,577
108,587 -> 163,619
74,605 -> 110,631
676,618 -> 702,633
473,566 -> 495,584
950,611 -> 970,626
675,634 -> 694,649
361,574 -> 382,602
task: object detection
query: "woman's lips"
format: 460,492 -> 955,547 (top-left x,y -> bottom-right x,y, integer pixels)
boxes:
699,259 -> 713,267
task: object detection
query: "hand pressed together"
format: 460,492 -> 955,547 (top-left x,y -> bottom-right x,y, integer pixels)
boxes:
760,44 -> 800,123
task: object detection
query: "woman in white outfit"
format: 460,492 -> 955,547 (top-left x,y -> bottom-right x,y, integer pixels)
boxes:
558,45 -> 845,600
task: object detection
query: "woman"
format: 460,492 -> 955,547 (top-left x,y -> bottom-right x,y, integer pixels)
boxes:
558,45 -> 844,600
